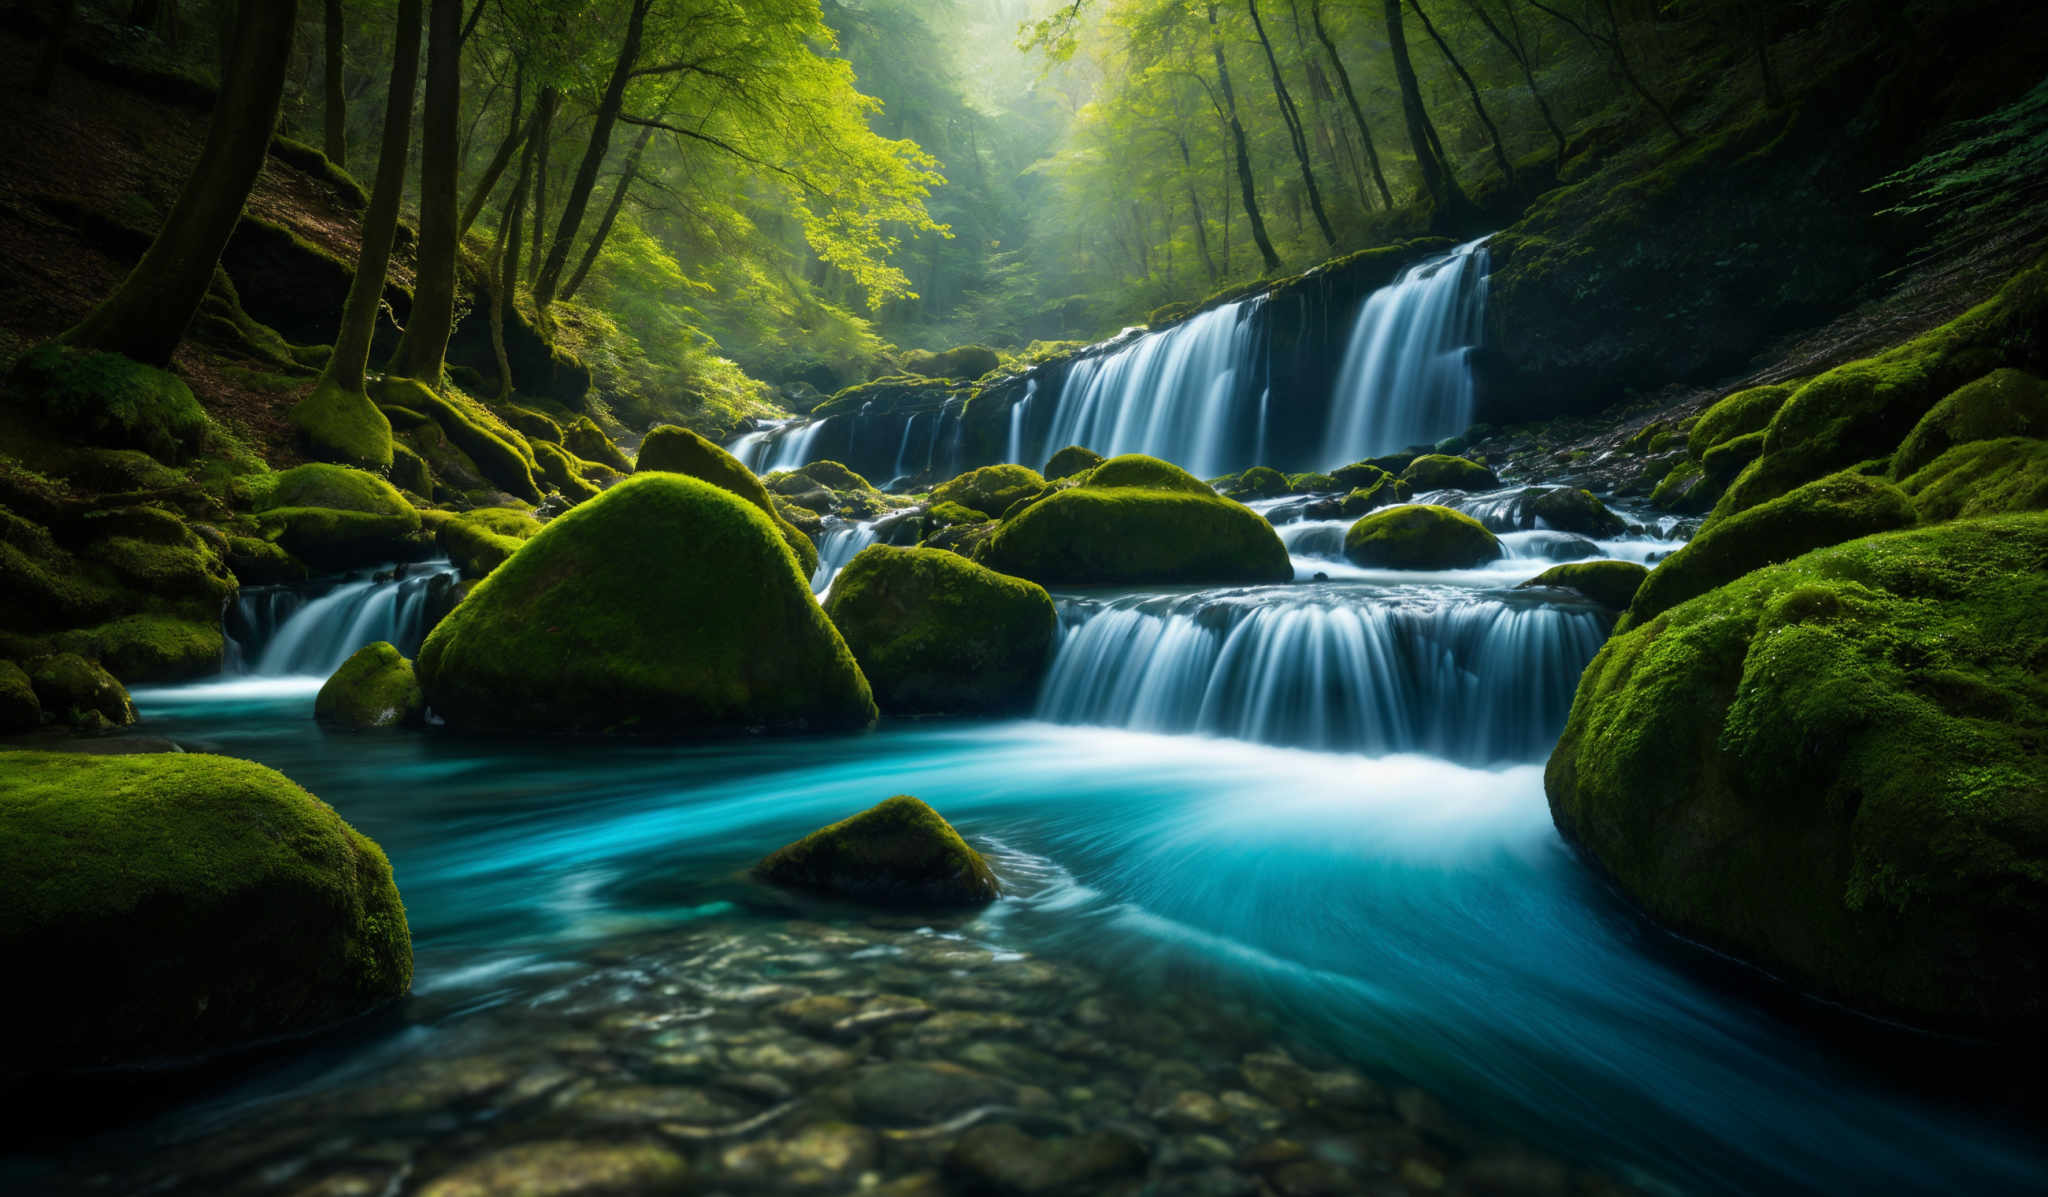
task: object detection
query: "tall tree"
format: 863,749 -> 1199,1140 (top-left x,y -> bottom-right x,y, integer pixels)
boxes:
458,70 -> 533,237
1208,2 -> 1281,272
1382,0 -> 1468,216
490,120 -> 536,401
1247,0 -> 1338,247
1410,0 -> 1513,184
322,0 -> 347,165
561,121 -> 657,302
1461,0 -> 1567,161
1309,0 -> 1394,209
1525,0 -> 1687,143
387,0 -> 461,381
528,85 -> 555,284
59,0 -> 301,365
533,0 -> 654,307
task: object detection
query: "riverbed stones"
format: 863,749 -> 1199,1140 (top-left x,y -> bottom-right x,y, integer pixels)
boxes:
416,1140 -> 686,1197
755,795 -> 1000,907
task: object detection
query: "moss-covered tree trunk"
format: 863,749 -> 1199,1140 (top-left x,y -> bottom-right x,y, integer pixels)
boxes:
1309,0 -> 1393,209
1247,0 -> 1337,248
533,0 -> 652,308
1209,3 -> 1281,273
326,0 -> 422,394
57,0 -> 300,366
1382,0 -> 1468,217
386,0 -> 461,383
322,0 -> 346,165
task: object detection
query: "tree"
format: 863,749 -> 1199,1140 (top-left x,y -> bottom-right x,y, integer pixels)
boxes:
322,0 -> 347,165
1461,0 -> 1568,161
1382,0 -> 1469,217
386,0 -> 461,381
1410,0 -> 1513,185
533,0 -> 654,307
1309,0 -> 1394,208
1209,2 -> 1281,271
58,0 -> 302,366
1247,0 -> 1337,247
1525,0 -> 1687,143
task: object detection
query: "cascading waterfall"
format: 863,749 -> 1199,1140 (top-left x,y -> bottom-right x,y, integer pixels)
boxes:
1320,237 -> 1490,463
810,519 -> 880,594
225,562 -> 459,676
1036,586 -> 1609,763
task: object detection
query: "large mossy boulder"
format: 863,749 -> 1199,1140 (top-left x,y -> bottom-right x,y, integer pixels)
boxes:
416,474 -> 875,737
7,345 -> 207,464
316,642 -> 424,730
1517,560 -> 1648,610
755,795 -> 999,907
254,463 -> 424,570
635,424 -> 818,575
1400,454 -> 1500,492
1547,516 -> 2048,1038
1043,444 -> 1104,481
980,455 -> 1291,585
1343,504 -> 1502,570
28,652 -> 134,727
434,507 -> 542,579
1898,437 -> 2048,522
1624,470 -> 1917,630
824,545 -> 1057,715
287,380 -> 395,471
1890,369 -> 2048,480
1523,487 -> 1627,538
932,464 -> 1046,520
0,751 -> 412,1069
1688,382 -> 1797,461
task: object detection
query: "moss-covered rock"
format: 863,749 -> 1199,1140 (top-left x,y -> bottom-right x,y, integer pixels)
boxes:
1043,445 -> 1103,481
7,345 -> 207,463
416,474 -> 875,737
1898,437 -> 2048,522
1688,383 -> 1797,461
57,615 -> 224,683
1401,454 -> 1500,492
502,405 -> 563,444
1343,505 -> 1502,570
901,345 -> 1000,382
316,642 -> 423,730
436,507 -> 542,579
226,535 -> 306,586
1700,428 -> 1767,483
1517,560 -> 1648,610
389,442 -> 432,497
797,460 -> 874,492
255,464 -> 424,570
1547,515 -> 2048,1037
754,795 -> 999,907
1649,458 -> 1720,513
0,751 -> 412,1067
1624,470 -> 1917,629
0,660 -> 42,733
1287,471 -> 1338,494
825,545 -> 1057,716
932,464 -> 1047,519
635,425 -> 818,574
1889,369 -> 2048,480
981,455 -> 1291,586
287,380 -> 395,471
564,415 -> 631,472
374,378 -> 539,502
79,506 -> 236,605
532,440 -> 600,503
1225,465 -> 1288,499
1523,487 -> 1626,538
28,652 -> 134,727
925,500 -> 988,528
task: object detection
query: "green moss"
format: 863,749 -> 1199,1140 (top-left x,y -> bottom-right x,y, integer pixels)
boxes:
754,795 -> 999,907
1890,369 -> 2048,480
796,460 -> 874,492
532,441 -> 600,503
1524,487 -> 1626,538
416,474 -> 875,737
1343,504 -> 1503,570
389,442 -> 431,497
1649,458 -> 1720,513
933,464 -> 1047,517
379,404 -> 431,431
270,135 -> 370,207
374,378 -> 538,502
1043,445 -> 1104,481
503,405 -> 564,444
255,464 -> 424,570
0,660 -> 39,732
1688,383 -> 1797,461
901,345 -> 1001,382
824,545 -> 1057,716
981,456 -> 1291,586
7,345 -> 207,463
1517,560 -> 1649,610
564,416 -> 632,472
635,425 -> 818,574
1286,471 -> 1338,494
1332,459 -> 1409,490
1700,428 -> 1767,482
316,642 -> 424,730
1898,437 -> 2048,522
1224,465 -> 1288,499
259,463 -> 414,515
76,506 -> 234,604
288,380 -> 395,470
1400,454 -> 1500,491
1546,515 -> 2048,1036
56,615 -> 224,683
437,508 -> 540,579
926,500 -> 988,527
0,751 -> 411,1067
227,535 -> 306,585
27,652 -> 134,726
1626,470 -> 1917,629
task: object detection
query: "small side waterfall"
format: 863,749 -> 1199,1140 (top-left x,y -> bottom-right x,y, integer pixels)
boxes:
810,520 -> 880,595
1321,238 -> 1490,462
225,562 -> 460,676
1036,587 -> 1608,763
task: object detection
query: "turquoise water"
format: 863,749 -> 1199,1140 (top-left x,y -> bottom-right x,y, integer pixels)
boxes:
16,677 -> 2040,1194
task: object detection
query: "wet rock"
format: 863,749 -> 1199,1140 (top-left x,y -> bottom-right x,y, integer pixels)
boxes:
725,1036 -> 860,1076
560,1084 -> 744,1125
755,795 -> 1001,907
943,1122 -> 1150,1195
852,1060 -> 1016,1126
1240,1050 -> 1315,1110
772,993 -> 858,1035
416,1140 -> 686,1196
718,1121 -> 876,1190
1164,1089 -> 1230,1130
1271,1159 -> 1361,1197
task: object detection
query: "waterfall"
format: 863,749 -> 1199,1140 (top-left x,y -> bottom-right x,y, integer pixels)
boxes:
1321,238 -> 1490,463
1036,587 -> 1608,763
810,519 -> 880,595
225,562 -> 460,676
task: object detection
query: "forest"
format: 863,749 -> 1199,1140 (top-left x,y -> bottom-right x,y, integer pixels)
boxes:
1,0 -> 2044,1193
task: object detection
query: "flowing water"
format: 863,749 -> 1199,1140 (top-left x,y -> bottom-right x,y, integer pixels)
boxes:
223,561 -> 460,676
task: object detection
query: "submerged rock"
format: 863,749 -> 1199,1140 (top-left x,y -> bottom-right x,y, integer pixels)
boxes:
944,1123 -> 1150,1195
416,474 -> 874,736
636,424 -> 819,574
0,751 -> 412,1068
1548,515 -> 2048,1038
981,455 -> 1291,585
755,795 -> 999,907
1517,560 -> 1648,610
316,641 -> 424,730
825,545 -> 1057,715
1343,505 -> 1502,570
417,1140 -> 686,1197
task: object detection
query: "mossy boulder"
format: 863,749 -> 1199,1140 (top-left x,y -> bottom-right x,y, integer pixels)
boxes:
564,416 -> 631,472
1547,516 -> 2048,1038
416,474 -> 875,737
52,616 -> 226,685
1401,454 -> 1499,491
932,464 -> 1047,519
1898,437 -> 2048,522
28,653 -> 134,727
0,751 -> 412,1068
1523,487 -> 1626,538
7,345 -> 207,463
373,378 -> 539,502
255,464 -> 424,570
532,440 -> 600,503
503,405 -> 563,444
902,345 -> 1000,382
0,660 -> 42,733
287,380 -> 395,471
755,795 -> 999,907
1625,470 -> 1917,629
1343,505 -> 1502,570
1043,445 -> 1103,481
1700,429 -> 1767,483
1225,465 -> 1288,499
1287,471 -> 1338,494
226,535 -> 306,586
1649,458 -> 1720,514
925,500 -> 989,528
635,425 -> 818,575
1890,370 -> 2048,480
1517,560 -> 1649,610
825,545 -> 1058,715
389,442 -> 432,496
1688,382 -> 1797,461
981,455 -> 1291,586
436,508 -> 542,579
316,642 -> 424,730
1333,459 -> 1402,490
797,460 -> 874,492
78,505 -> 235,605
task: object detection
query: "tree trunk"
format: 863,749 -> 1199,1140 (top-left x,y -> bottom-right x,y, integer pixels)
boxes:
1462,0 -> 1566,160
1382,0 -> 1467,215
323,0 -> 422,394
561,121 -> 655,302
1410,0 -> 1512,184
528,86 -> 555,284
1173,131 -> 1219,281
322,0 -> 346,165
1310,0 -> 1393,209
491,110 -> 536,401
1209,3 -> 1281,273
458,66 -> 530,238
386,0 -> 460,382
534,0 -> 651,307
1247,0 -> 1337,247
59,0 -> 300,365
1525,0 -> 1686,143
33,0 -> 78,99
